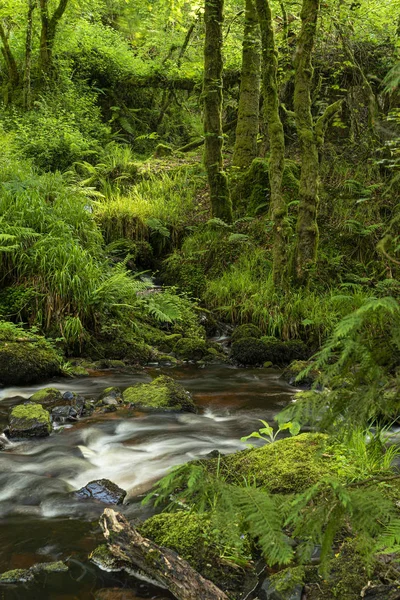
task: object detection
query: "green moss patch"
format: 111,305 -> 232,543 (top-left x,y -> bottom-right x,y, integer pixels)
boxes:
231,324 -> 262,343
173,337 -> 208,361
210,433 -> 340,494
123,375 -> 196,412
30,387 -> 63,406
9,402 -> 52,438
139,512 -> 251,595
0,341 -> 60,385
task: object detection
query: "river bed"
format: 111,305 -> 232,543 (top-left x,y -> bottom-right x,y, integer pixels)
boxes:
0,364 -> 296,600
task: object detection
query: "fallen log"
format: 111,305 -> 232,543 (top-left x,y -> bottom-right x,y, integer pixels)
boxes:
100,508 -> 229,600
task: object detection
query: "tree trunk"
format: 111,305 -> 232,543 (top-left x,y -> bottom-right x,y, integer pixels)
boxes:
232,0 -> 261,169
203,0 -> 233,223
39,0 -> 69,78
256,0 -> 288,288
23,0 -> 36,110
293,0 -> 320,285
100,509 -> 229,600
0,22 -> 19,90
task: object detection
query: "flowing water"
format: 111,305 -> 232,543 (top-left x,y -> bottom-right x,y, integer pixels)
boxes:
0,364 -> 296,600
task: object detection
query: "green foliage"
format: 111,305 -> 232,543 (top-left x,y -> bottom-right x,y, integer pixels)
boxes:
241,420 -> 301,445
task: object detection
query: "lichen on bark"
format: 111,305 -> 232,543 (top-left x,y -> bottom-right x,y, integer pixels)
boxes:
232,0 -> 261,169
203,0 -> 233,223
256,0 -> 288,288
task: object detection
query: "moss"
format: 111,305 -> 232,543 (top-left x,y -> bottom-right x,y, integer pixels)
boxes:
231,337 -> 269,366
260,338 -> 309,366
231,324 -> 262,343
153,143 -> 174,158
70,366 -> 90,376
139,512 -> 250,594
269,566 -> 305,598
0,340 -> 60,385
173,337 -> 208,361
210,433 -> 339,494
305,539 -> 368,600
281,360 -> 320,388
30,387 -> 63,406
162,252 -> 207,298
0,568 -> 34,583
231,158 -> 270,216
9,403 -> 52,438
32,561 -> 68,574
123,375 -> 196,412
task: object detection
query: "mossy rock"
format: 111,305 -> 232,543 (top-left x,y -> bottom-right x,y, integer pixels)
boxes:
98,387 -> 122,401
304,539 -> 369,600
0,568 -> 35,583
231,324 -> 262,343
123,375 -> 196,412
231,337 -> 269,366
173,337 -> 208,361
281,360 -> 320,388
29,387 -> 63,407
69,366 -> 90,377
153,143 -> 174,158
209,433 -> 340,494
0,341 -> 60,385
139,512 -> 252,595
8,402 -> 52,438
260,338 -> 309,366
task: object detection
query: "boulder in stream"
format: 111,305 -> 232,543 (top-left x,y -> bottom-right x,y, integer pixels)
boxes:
123,375 -> 196,412
0,341 -> 60,385
75,479 -> 127,504
0,561 -> 67,584
8,402 -> 52,438
30,387 -> 63,407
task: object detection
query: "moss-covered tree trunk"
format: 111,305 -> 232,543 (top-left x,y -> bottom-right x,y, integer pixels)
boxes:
0,22 -> 19,94
293,0 -> 320,285
232,0 -> 261,169
203,0 -> 233,223
39,0 -> 69,78
23,0 -> 36,110
256,0 -> 287,288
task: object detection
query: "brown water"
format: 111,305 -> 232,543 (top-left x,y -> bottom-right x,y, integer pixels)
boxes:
0,364 -> 296,600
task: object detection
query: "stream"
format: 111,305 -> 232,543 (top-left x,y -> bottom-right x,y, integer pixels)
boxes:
0,364 -> 296,600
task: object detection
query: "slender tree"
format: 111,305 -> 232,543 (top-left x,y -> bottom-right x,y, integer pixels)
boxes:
232,0 -> 261,169
256,0 -> 288,288
0,19 -> 19,92
203,0 -> 233,223
23,0 -> 36,110
293,0 -> 342,284
38,0 -> 70,78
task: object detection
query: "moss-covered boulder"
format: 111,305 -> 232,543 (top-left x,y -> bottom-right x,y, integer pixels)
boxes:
210,433 -> 340,494
123,375 -> 196,412
260,337 -> 309,366
0,568 -> 35,583
281,360 -> 320,388
173,337 -> 208,361
231,337 -> 269,366
139,512 -> 252,595
29,387 -> 63,407
231,324 -> 262,343
0,341 -> 60,385
8,403 -> 52,438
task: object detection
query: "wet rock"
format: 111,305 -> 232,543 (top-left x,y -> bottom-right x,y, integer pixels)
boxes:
102,397 -> 119,406
0,341 -> 60,385
280,360 -> 320,389
74,479 -> 126,504
74,395 -> 95,417
8,403 -> 52,438
0,568 -> 35,583
29,387 -> 63,407
94,360 -> 126,370
173,338 -> 208,361
231,337 -> 269,366
260,338 -> 309,366
123,376 -> 196,412
63,391 -> 74,401
231,324 -> 262,343
362,584 -> 400,599
259,578 -> 303,600
98,387 -> 122,401
69,366 -> 90,377
32,561 -> 68,574
51,405 -> 78,422
0,562 -> 68,585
